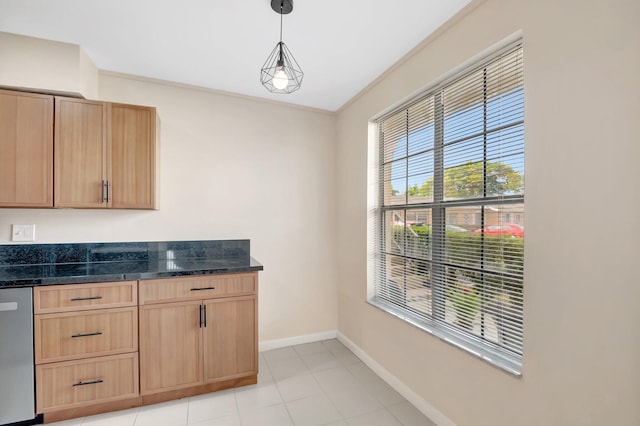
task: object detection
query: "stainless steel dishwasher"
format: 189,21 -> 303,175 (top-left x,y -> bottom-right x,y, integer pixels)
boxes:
0,287 -> 35,425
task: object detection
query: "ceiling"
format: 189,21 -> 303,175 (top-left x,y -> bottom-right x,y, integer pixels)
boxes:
0,0 -> 471,111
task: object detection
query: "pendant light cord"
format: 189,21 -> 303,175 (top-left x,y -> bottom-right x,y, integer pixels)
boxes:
279,2 -> 283,42
277,1 -> 284,64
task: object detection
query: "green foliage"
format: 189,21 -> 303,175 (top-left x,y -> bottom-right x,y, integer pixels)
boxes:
448,286 -> 481,329
408,181 -> 433,197
408,180 -> 433,198
407,161 -> 523,198
391,223 -> 524,332
392,225 -> 524,293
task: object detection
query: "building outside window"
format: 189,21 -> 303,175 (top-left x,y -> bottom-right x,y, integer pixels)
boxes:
371,42 -> 524,372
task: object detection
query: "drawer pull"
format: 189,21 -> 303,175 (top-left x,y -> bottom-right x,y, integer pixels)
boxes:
190,287 -> 216,291
71,331 -> 103,338
73,379 -> 104,387
70,296 -> 103,301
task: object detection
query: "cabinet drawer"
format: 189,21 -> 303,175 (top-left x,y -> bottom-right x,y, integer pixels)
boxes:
36,353 -> 139,413
35,307 -> 138,364
139,273 -> 257,305
34,281 -> 137,313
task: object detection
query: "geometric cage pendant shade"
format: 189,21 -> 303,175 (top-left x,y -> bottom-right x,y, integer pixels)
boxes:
260,0 -> 303,94
260,41 -> 303,94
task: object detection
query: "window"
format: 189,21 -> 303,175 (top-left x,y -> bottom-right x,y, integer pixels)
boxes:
372,43 -> 524,373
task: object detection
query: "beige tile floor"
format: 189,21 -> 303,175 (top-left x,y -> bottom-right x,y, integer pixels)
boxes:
47,339 -> 436,426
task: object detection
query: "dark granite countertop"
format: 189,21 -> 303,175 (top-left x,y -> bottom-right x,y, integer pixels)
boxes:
0,240 -> 263,287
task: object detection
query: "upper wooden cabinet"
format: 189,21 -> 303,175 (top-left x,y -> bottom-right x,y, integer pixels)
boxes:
110,103 -> 157,209
54,97 -> 109,208
55,97 -> 158,210
0,89 -> 53,207
0,89 -> 158,209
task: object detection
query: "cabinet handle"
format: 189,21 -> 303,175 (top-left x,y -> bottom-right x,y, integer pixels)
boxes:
190,287 -> 216,291
106,180 -> 111,203
73,379 -> 104,387
70,296 -> 103,301
199,305 -> 203,328
203,304 -> 207,328
71,331 -> 103,338
101,180 -> 108,203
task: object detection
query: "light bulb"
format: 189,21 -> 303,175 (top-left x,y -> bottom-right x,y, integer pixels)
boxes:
272,67 -> 289,90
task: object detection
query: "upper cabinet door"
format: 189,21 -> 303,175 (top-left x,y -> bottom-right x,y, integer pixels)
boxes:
0,90 -> 53,207
111,104 -> 158,209
54,97 -> 109,208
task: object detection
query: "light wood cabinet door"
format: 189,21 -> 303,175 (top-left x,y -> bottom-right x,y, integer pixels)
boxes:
139,301 -> 203,395
0,89 -> 53,207
111,103 -> 157,209
203,296 -> 257,383
54,97 -> 109,208
36,353 -> 139,413
34,307 -> 138,364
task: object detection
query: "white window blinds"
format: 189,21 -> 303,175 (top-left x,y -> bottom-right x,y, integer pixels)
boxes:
374,43 -> 524,369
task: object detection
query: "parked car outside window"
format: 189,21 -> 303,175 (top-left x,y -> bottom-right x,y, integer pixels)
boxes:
473,223 -> 524,238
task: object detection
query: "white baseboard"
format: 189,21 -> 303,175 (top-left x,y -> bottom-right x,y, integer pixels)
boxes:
259,330 -> 338,352
337,331 -> 456,426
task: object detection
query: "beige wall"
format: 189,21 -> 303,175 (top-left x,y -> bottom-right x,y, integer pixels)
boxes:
100,75 -> 339,342
0,60 -> 338,343
336,0 -> 640,425
78,48 -> 99,99
0,32 -> 98,98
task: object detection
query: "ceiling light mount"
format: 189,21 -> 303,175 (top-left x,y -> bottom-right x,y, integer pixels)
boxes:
271,0 -> 293,14
260,0 -> 303,94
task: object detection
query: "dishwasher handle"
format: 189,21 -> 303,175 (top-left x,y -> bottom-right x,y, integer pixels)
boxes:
0,302 -> 18,312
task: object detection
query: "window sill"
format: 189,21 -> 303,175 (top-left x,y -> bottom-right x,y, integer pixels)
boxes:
367,298 -> 522,376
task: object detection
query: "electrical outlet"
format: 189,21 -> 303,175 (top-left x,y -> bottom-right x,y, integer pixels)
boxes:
12,224 -> 36,242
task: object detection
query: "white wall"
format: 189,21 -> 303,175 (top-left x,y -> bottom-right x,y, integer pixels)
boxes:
0,32 -> 98,98
0,54 -> 338,342
336,0 -> 640,425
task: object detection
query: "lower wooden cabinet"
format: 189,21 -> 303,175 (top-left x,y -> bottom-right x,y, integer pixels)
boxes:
36,353 -> 139,413
139,273 -> 258,396
33,282 -> 139,417
34,273 -> 258,420
139,295 -> 257,395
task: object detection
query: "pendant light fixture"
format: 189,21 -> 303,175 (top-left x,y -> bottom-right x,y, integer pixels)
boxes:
260,0 -> 303,94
